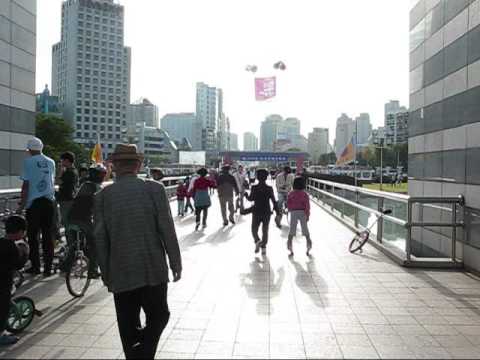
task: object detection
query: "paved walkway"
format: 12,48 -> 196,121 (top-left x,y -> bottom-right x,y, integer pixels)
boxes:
2,194 -> 480,359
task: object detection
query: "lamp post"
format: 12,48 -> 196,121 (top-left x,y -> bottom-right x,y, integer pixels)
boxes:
374,137 -> 385,191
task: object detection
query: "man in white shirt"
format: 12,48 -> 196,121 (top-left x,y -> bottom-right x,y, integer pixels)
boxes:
18,138 -> 56,277
275,166 -> 294,228
234,165 -> 247,212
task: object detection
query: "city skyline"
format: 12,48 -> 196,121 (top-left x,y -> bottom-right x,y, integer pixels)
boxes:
36,0 -> 410,146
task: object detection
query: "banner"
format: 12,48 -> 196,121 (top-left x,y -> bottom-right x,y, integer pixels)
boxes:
255,77 -> 276,101
336,136 -> 356,166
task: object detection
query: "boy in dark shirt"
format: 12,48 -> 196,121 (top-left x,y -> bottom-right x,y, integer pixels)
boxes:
243,169 -> 279,256
0,215 -> 29,346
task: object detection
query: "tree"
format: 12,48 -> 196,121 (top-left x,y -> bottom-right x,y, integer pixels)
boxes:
318,152 -> 337,166
36,114 -> 90,166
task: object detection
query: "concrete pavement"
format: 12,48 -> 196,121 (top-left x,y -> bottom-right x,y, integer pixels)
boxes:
2,195 -> 480,359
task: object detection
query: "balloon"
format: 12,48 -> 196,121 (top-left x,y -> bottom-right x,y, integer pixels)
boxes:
274,61 -> 286,71
245,65 -> 258,73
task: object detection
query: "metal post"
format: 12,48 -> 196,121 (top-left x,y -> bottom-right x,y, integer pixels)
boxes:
354,121 -> 358,188
380,140 -> 384,191
406,201 -> 413,262
354,190 -> 359,228
452,203 -> 457,263
377,197 -> 384,243
331,185 -> 335,212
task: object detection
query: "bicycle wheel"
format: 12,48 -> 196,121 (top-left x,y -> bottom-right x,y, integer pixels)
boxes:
349,230 -> 370,253
66,254 -> 91,298
6,297 -> 35,334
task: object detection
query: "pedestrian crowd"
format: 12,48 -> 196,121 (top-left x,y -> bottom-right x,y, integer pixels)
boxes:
0,137 -> 312,359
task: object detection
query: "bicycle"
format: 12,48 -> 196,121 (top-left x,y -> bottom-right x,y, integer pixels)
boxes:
64,225 -> 91,298
349,208 -> 393,253
6,270 -> 43,334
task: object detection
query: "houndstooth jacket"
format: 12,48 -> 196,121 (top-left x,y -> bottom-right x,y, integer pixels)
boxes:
94,175 -> 182,293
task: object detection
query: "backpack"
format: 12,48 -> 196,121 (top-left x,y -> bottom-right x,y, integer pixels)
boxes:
194,189 -> 211,208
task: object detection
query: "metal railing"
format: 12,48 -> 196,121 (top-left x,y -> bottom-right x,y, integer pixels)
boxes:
0,176 -> 187,215
307,177 -> 465,268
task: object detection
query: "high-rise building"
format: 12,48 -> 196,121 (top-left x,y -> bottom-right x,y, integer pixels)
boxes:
384,100 -> 406,115
52,0 -> 131,157
196,82 -> 217,151
283,117 -> 301,141
36,85 -> 62,116
160,113 -> 197,148
334,113 -> 354,156
355,113 -> 372,145
308,128 -> 329,164
243,132 -> 258,151
216,89 -> 228,151
0,0 -> 37,189
409,0 -> 480,270
127,98 -> 159,128
229,133 -> 239,151
260,114 -> 283,151
385,110 -> 409,145
369,127 -> 385,145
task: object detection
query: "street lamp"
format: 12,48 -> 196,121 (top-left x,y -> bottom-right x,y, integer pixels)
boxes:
374,137 -> 385,191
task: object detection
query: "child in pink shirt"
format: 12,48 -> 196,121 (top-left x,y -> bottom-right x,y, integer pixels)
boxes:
287,177 -> 312,256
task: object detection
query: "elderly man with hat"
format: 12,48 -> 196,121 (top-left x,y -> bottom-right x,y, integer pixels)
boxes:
18,137 -> 56,277
217,165 -> 239,226
94,144 -> 182,359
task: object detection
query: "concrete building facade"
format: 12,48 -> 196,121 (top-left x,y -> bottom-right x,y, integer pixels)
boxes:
260,114 -> 283,151
385,110 -> 409,145
409,0 -> 480,271
127,98 -> 159,129
308,128 -> 329,164
0,0 -> 37,189
243,132 -> 258,151
229,132 -> 239,151
160,112 -> 197,148
196,82 -> 217,151
334,113 -> 354,156
355,113 -> 372,145
52,0 -> 131,157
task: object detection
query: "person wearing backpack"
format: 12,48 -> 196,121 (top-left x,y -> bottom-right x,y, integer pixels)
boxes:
190,168 -> 215,231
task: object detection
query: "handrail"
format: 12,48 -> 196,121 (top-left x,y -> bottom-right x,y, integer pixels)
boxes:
308,177 -> 409,203
308,177 -> 465,267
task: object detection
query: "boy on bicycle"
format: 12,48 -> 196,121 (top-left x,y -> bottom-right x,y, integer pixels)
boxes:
0,215 -> 29,346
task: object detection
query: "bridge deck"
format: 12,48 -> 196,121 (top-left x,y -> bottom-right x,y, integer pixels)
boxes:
2,194 -> 480,359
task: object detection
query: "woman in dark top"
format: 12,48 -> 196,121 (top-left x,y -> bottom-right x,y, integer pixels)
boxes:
244,169 -> 279,256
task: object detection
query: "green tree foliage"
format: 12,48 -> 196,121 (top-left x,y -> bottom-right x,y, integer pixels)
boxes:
35,114 -> 90,166
318,152 -> 337,165
361,143 -> 408,170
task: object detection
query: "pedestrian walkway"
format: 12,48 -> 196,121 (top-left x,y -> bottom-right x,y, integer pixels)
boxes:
2,195 -> 480,359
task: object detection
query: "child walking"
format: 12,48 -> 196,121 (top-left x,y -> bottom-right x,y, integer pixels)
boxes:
176,180 -> 188,217
243,169 -> 279,256
287,177 -> 312,256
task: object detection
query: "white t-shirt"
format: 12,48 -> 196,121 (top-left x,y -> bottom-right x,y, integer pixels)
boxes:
20,154 -> 56,208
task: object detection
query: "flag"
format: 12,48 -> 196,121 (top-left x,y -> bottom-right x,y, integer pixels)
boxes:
255,77 -> 276,101
91,134 -> 103,164
336,136 -> 356,166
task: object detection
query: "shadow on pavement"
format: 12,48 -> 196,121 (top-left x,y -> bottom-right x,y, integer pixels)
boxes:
289,256 -> 328,308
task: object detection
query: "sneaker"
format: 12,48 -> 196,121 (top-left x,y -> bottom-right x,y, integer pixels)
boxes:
0,335 -> 19,346
202,224 -> 207,230
229,218 -> 235,225
261,248 -> 267,256
287,243 -> 294,257
254,241 -> 261,254
195,223 -> 200,231
307,245 -> 312,256
223,222 -> 229,227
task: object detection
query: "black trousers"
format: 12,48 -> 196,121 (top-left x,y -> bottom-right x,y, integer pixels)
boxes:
26,197 -> 55,273
0,289 -> 11,334
195,206 -> 209,226
114,284 -> 170,359
252,214 -> 271,248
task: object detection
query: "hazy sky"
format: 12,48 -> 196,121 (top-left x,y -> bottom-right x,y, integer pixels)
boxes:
36,0 -> 410,147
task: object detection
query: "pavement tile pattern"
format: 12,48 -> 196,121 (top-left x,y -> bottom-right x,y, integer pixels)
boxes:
2,193 -> 480,359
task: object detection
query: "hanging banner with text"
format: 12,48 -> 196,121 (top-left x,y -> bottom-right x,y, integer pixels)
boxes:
255,76 -> 276,101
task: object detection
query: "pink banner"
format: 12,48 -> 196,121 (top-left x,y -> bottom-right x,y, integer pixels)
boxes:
255,77 -> 276,101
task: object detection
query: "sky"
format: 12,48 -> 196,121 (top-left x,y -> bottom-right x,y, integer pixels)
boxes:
36,0 -> 410,148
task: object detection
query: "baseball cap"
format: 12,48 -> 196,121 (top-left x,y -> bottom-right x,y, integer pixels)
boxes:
26,137 -> 43,151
